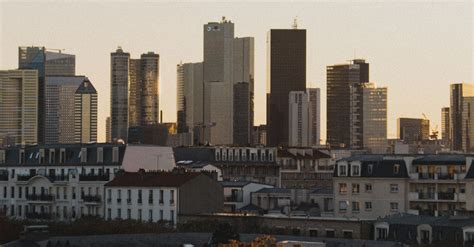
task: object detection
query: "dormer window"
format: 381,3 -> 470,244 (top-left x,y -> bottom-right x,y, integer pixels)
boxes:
368,164 -> 374,175
234,150 -> 240,161
222,150 -> 227,161
39,149 -> 45,164
215,149 -> 220,161
97,148 -> 103,163
80,148 -> 87,163
112,147 -> 119,163
19,149 -> 25,164
228,150 -> 233,161
338,163 -> 348,176
351,164 -> 361,176
261,152 -> 266,161
59,149 -> 66,163
269,152 -> 273,162
49,149 -> 55,164
242,151 -> 247,161
393,164 -> 400,174
0,150 -> 5,164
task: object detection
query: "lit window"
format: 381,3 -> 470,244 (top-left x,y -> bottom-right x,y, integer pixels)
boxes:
352,184 -> 360,194
393,164 -> 400,174
351,164 -> 360,176
339,183 -> 347,194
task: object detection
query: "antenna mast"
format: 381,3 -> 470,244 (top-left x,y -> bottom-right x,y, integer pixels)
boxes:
292,17 -> 298,29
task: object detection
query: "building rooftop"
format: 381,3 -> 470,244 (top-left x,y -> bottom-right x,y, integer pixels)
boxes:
254,188 -> 291,194
105,170 -> 201,187
220,181 -> 251,187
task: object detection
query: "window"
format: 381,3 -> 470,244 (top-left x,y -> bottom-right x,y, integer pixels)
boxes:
63,187 -> 67,199
107,208 -> 111,220
352,201 -> 360,212
63,206 -> 67,218
365,202 -> 372,211
97,148 -> 104,163
159,210 -> 163,221
390,202 -> 399,211
60,149 -> 66,163
351,164 -> 360,176
117,189 -> 122,203
18,187 -> 22,198
393,164 -> 400,174
170,190 -> 175,204
170,210 -> 174,223
368,164 -> 373,175
338,164 -> 347,176
149,190 -> 153,204
10,186 -> 14,198
149,209 -> 153,222
127,209 -> 131,219
390,184 -> 399,193
127,190 -> 131,204
0,150 -> 5,164
352,184 -> 360,194
49,149 -> 55,164
80,148 -> 87,163
72,207 -> 76,218
365,183 -> 373,192
338,183 -> 347,194
159,190 -> 164,204
18,205 -> 22,216
343,230 -> 353,239
138,190 -> 142,204
326,229 -> 335,238
72,187 -> 76,200
309,229 -> 318,237
112,147 -> 119,163
339,201 -> 348,211
117,209 -> 121,219
138,209 -> 142,221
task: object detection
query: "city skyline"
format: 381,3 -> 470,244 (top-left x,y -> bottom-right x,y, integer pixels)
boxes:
1,1 -> 472,142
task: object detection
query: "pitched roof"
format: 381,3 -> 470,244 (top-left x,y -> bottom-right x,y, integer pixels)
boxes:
277,149 -> 331,160
220,181 -> 251,187
105,171 -> 201,187
254,188 -> 291,194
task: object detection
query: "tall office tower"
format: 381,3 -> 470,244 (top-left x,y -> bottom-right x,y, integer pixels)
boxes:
44,76 -> 86,144
397,118 -> 430,142
359,83 -> 387,153
441,107 -> 450,144
106,117 -> 112,143
128,59 -> 141,128
233,37 -> 254,145
266,28 -> 306,146
203,17 -> 235,145
0,70 -> 38,146
308,88 -> 321,146
450,83 -> 474,151
110,47 -> 130,142
139,52 -> 160,126
44,51 -> 75,76
19,47 -> 76,144
326,59 -> 369,148
288,91 -> 309,147
74,79 -> 98,143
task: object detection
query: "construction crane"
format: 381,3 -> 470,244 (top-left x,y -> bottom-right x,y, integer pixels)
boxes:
46,48 -> 65,53
430,125 -> 439,140
422,113 -> 429,120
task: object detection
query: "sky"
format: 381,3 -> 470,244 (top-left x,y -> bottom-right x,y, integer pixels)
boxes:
1,0 -> 473,143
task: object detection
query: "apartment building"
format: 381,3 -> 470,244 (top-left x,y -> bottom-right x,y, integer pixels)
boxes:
334,154 -> 474,219
104,169 -> 223,224
221,181 -> 273,212
0,143 -> 126,221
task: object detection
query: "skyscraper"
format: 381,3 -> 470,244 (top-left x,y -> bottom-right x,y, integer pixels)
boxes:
44,76 -> 86,144
266,28 -> 306,146
139,52 -> 160,126
441,107 -> 450,145
106,116 -> 112,143
359,83 -> 387,153
0,70 -> 38,146
307,88 -> 321,146
74,79 -> 98,143
450,83 -> 474,152
110,47 -> 130,141
326,59 -> 369,148
397,118 -> 430,142
44,51 -> 75,76
128,59 -> 142,128
288,91 -> 309,147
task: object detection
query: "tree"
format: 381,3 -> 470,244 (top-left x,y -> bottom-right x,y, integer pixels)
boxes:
210,222 -> 240,246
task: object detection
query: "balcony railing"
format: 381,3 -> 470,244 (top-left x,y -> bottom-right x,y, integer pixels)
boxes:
418,192 -> 436,200
83,195 -> 101,203
47,175 -> 69,182
26,212 -> 52,220
224,195 -> 243,202
17,174 -> 35,181
26,194 -> 54,201
79,174 -> 110,181
437,192 -> 455,200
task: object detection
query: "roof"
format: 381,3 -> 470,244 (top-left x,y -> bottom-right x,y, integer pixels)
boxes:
334,157 -> 409,178
105,171 -> 201,187
377,213 -> 474,228
277,149 -> 331,160
220,181 -> 251,187
75,78 -> 97,94
310,187 -> 333,195
45,76 -> 86,86
412,154 -> 467,165
239,203 -> 264,212
254,188 -> 291,194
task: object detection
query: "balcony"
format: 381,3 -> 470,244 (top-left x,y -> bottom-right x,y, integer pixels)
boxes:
83,195 -> 101,203
79,174 -> 110,181
0,174 -> 8,181
409,192 -> 419,200
418,192 -> 436,200
126,198 -> 132,204
224,195 -> 243,202
26,194 -> 54,202
17,174 -> 35,181
26,212 -> 52,220
47,175 -> 69,182
437,192 -> 455,200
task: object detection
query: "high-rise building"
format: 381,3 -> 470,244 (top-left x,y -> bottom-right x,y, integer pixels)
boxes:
106,116 -> 112,143
139,52 -> 160,126
44,51 -> 75,76
441,107 -> 450,145
252,125 -> 267,146
203,17 -> 235,145
44,76 -> 86,144
450,83 -> 474,151
397,118 -> 430,142
128,59 -> 142,128
0,70 -> 38,146
326,59 -> 369,148
266,28 -> 306,146
177,62 -> 204,138
74,79 -> 97,143
308,88 -> 321,146
110,47 -> 130,142
288,91 -> 309,147
359,83 -> 387,153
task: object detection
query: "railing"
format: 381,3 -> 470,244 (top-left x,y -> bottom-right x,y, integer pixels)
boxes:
26,212 -> 52,220
48,175 -> 69,182
437,192 -> 455,200
117,198 -> 122,203
437,173 -> 454,180
17,174 -> 35,181
83,195 -> 101,203
224,195 -> 243,202
419,173 -> 435,179
137,199 -> 142,204
79,174 -> 110,181
26,194 -> 54,201
418,192 -> 436,200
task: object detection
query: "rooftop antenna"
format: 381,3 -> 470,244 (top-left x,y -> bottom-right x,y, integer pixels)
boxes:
292,17 -> 298,29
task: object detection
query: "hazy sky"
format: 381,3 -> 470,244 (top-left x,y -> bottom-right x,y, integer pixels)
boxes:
1,0 -> 472,142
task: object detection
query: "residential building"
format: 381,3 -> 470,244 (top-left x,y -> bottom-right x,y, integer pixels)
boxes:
0,70 -> 38,146
251,188 -> 291,212
173,146 -> 279,186
104,169 -> 223,224
44,76 -> 85,144
326,59 -> 369,149
450,83 -> 474,152
221,181 -> 273,212
110,47 -> 130,142
334,154 -> 474,219
288,91 -> 309,147
441,107 -> 450,145
266,28 -> 306,146
74,79 -> 98,143
397,118 -> 430,142
0,143 -> 126,221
